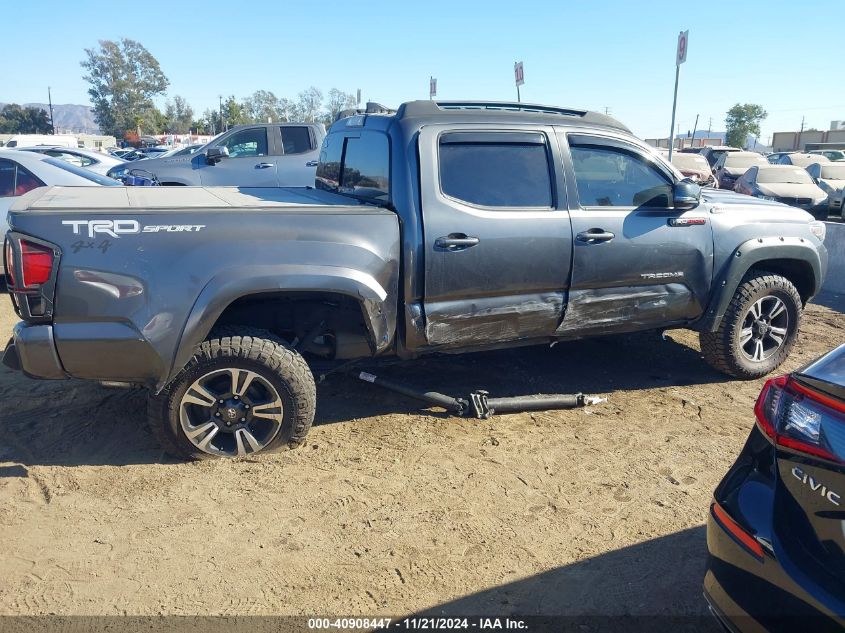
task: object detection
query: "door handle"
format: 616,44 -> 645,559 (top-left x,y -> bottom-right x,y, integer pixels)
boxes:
435,234 -> 480,251
576,229 -> 615,243
255,162 -> 274,169
305,160 -> 319,167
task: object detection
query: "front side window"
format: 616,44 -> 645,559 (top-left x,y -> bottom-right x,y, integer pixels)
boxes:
569,141 -> 672,208
280,126 -> 313,154
439,133 -> 553,207
219,128 -> 268,158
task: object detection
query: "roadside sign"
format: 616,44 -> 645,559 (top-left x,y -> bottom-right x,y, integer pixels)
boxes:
430,77 -> 437,98
677,30 -> 689,65
514,61 -> 525,86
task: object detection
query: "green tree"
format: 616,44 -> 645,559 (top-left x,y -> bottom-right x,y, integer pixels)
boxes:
0,104 -> 52,133
725,103 -> 767,149
81,38 -> 169,137
223,95 -> 246,129
323,88 -> 356,125
241,90 -> 283,123
296,86 -> 323,122
164,95 -> 194,133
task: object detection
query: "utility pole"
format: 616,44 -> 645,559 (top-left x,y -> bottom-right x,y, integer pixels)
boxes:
604,106 -> 611,116
219,95 -> 224,132
691,113 -> 699,147
797,115 -> 805,150
47,86 -> 55,135
708,117 -> 712,135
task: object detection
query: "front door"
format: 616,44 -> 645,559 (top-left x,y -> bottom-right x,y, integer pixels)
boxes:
556,132 -> 713,336
419,125 -> 572,349
199,127 -> 278,187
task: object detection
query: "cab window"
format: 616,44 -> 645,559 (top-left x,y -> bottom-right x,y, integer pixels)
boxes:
438,132 -> 553,208
219,128 -> 268,158
569,139 -> 672,208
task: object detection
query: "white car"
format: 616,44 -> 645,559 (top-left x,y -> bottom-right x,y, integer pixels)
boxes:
16,146 -> 125,176
0,149 -> 119,236
807,161 -> 845,215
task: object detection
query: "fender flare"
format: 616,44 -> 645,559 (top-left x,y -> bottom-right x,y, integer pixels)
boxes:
162,264 -> 393,389
695,236 -> 826,332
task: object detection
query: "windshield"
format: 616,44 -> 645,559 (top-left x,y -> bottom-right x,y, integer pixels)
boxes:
44,157 -> 120,185
671,153 -> 709,171
820,165 -> 845,180
725,153 -> 766,168
757,167 -> 813,184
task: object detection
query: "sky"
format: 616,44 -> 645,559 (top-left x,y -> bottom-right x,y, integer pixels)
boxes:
3,0 -> 844,143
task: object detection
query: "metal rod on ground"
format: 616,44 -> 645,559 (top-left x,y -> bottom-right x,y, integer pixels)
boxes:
355,371 -> 467,415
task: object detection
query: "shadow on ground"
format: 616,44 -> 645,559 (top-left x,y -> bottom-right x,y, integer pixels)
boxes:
0,328 -> 763,467
409,525 -> 719,632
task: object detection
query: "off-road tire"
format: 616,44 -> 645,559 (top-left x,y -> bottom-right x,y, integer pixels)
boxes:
148,328 -> 316,460
700,271 -> 802,379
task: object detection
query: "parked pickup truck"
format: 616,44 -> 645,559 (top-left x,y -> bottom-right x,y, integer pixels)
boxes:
4,100 -> 828,459
106,122 -> 325,187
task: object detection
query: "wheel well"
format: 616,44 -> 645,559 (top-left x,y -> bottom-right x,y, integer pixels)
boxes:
750,259 -> 816,304
210,292 -> 374,360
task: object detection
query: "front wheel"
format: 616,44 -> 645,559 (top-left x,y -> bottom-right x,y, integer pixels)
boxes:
700,272 -> 802,379
148,330 -> 316,459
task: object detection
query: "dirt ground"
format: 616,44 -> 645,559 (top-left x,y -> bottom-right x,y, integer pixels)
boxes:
0,295 -> 843,626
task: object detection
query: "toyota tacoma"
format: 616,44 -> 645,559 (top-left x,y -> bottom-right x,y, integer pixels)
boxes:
3,100 -> 828,459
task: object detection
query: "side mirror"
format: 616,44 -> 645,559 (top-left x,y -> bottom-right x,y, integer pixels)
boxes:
674,179 -> 701,210
206,146 -> 229,164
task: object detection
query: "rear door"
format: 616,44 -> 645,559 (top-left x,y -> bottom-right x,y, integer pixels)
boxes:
276,125 -> 321,186
556,132 -> 713,336
199,127 -> 278,186
418,125 -> 572,349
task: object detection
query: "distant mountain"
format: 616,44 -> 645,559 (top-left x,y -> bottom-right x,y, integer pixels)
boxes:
0,102 -> 100,134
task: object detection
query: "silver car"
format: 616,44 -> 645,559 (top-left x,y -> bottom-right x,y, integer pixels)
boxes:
0,148 -> 119,236
17,146 -> 125,176
733,164 -> 828,217
108,123 -> 326,187
807,161 -> 845,215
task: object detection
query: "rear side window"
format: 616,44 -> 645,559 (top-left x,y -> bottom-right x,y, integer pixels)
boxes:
340,134 -> 389,201
315,131 -> 390,202
0,159 -> 45,197
280,126 -> 313,154
438,133 -> 553,207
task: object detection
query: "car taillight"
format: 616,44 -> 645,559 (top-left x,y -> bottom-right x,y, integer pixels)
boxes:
20,240 -> 53,288
4,239 -> 15,287
755,375 -> 845,463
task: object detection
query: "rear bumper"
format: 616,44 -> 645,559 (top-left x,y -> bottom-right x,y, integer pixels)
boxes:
2,322 -> 68,380
705,428 -> 845,632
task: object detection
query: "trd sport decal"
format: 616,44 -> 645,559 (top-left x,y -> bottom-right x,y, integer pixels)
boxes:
62,220 -> 205,238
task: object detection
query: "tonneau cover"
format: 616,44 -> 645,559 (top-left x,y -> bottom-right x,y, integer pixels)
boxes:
11,185 -> 364,212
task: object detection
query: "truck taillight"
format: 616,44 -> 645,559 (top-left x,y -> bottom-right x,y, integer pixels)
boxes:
4,239 -> 15,287
755,375 -> 845,463
20,240 -> 53,288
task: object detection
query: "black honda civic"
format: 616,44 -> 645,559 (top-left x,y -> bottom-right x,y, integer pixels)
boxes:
705,343 -> 845,632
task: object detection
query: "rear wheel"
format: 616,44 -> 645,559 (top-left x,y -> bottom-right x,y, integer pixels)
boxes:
700,272 -> 802,379
148,329 -> 315,459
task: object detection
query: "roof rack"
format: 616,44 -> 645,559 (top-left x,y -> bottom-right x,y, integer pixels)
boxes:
335,101 -> 396,122
397,100 -> 630,133
435,101 -> 588,117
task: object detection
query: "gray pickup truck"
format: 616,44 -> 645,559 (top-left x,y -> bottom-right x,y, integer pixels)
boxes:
107,122 -> 325,187
4,100 -> 829,459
